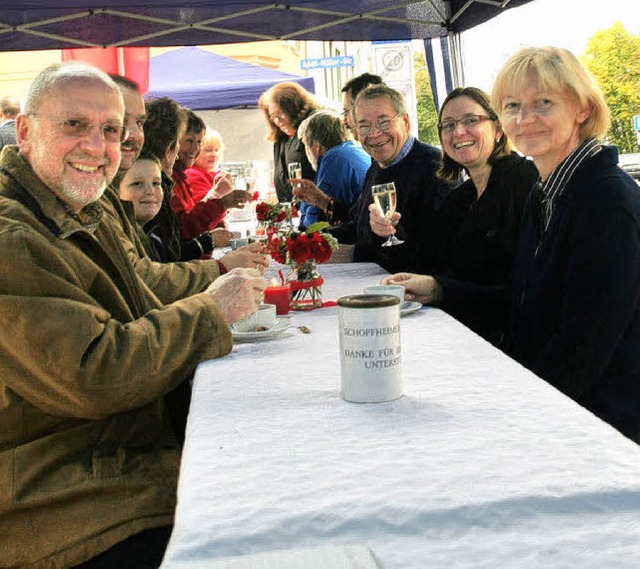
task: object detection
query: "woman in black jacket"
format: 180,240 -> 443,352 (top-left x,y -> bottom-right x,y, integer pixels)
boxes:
258,82 -> 321,202
378,87 -> 538,342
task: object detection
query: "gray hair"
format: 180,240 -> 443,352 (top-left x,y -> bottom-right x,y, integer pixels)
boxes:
24,62 -> 121,114
298,110 -> 349,150
353,84 -> 407,117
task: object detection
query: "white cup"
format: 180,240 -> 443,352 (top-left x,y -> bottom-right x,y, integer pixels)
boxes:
232,303 -> 277,333
363,284 -> 405,303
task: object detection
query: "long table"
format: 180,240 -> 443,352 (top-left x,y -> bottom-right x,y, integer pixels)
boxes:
161,263 -> 640,568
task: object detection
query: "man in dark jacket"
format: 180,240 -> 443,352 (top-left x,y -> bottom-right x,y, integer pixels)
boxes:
331,84 -> 453,274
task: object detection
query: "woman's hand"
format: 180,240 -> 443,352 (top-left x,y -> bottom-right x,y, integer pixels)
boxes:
219,189 -> 252,210
203,172 -> 233,201
369,203 -> 401,237
381,273 -> 442,305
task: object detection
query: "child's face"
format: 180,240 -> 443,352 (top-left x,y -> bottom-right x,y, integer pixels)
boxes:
118,159 -> 163,225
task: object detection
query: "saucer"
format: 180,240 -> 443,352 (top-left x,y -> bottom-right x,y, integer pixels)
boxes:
231,319 -> 291,343
400,300 -> 422,317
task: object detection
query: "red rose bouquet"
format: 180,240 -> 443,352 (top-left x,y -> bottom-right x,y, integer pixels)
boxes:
255,201 -> 298,225
267,222 -> 337,269
267,222 -> 338,309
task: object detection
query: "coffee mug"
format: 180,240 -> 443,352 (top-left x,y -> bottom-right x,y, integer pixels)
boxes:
363,284 -> 405,303
232,303 -> 277,333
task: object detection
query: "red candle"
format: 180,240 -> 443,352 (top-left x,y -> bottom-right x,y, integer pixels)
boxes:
264,278 -> 290,315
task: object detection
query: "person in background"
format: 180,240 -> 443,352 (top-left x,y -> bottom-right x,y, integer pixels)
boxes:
104,78 -> 267,284
387,47 -> 640,443
108,75 -> 146,172
115,151 -> 167,258
186,128 -> 226,202
0,95 -> 20,150
331,84 -> 453,274
0,61 -> 267,568
374,87 -> 538,342
184,127 -> 251,229
293,109 -> 370,229
142,99 -> 232,261
258,81 -> 321,202
341,72 -> 383,137
172,110 -> 251,239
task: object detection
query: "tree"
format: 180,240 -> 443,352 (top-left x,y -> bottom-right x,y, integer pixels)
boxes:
582,22 -> 640,153
413,52 -> 439,145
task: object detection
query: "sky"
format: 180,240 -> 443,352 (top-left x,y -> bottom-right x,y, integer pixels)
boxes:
461,0 -> 640,92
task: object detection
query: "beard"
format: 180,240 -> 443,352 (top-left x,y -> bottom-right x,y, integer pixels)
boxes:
60,176 -> 108,210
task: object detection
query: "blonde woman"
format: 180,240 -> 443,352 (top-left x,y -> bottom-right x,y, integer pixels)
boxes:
389,47 -> 640,443
186,128 -> 227,203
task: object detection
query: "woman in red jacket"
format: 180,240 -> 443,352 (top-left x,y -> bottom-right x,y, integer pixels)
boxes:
172,111 -> 252,239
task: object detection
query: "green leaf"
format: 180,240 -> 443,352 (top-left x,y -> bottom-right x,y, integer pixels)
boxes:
305,221 -> 332,234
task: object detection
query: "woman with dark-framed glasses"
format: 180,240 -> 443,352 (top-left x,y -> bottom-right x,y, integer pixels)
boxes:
381,87 -> 538,343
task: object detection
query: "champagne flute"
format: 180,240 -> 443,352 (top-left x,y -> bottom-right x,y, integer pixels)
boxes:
287,161 -> 303,214
371,182 -> 404,247
287,162 -> 302,184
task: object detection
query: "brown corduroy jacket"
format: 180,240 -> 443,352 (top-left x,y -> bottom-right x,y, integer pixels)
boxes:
0,147 -> 232,568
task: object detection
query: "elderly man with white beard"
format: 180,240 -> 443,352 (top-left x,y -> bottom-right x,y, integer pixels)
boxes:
0,61 -> 266,568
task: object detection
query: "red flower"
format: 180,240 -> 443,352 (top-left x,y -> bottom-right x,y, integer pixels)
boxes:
274,210 -> 287,223
287,233 -> 312,265
251,191 -> 259,201
310,231 -> 332,263
255,202 -> 270,221
268,236 -> 288,264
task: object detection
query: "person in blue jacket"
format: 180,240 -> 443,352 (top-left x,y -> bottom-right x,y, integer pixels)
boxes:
384,47 -> 640,443
293,109 -> 371,229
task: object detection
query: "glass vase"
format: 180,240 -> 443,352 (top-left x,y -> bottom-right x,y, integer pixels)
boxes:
286,261 -> 323,310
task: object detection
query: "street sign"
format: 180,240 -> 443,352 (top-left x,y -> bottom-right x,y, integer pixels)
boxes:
634,115 -> 640,131
300,56 -> 354,70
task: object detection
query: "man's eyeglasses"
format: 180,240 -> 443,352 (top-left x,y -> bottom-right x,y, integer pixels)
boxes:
356,113 -> 403,137
28,114 -> 128,143
269,113 -> 287,123
438,114 -> 494,134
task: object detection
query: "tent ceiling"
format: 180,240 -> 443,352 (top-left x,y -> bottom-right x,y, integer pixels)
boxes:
0,1 -> 535,51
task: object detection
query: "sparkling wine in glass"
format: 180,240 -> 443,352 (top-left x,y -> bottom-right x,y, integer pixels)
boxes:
287,161 -> 303,208
372,182 -> 404,247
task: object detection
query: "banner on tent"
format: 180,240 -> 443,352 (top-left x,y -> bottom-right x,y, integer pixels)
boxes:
61,47 -> 150,95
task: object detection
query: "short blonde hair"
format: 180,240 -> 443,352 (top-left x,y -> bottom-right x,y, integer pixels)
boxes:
202,129 -> 224,153
491,46 -> 610,141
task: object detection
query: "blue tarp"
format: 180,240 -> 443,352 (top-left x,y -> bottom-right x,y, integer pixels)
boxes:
145,47 -> 315,110
0,1 -> 536,51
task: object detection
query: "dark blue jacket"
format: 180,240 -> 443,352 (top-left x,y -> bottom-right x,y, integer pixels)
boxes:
510,146 -> 640,441
331,139 -> 453,273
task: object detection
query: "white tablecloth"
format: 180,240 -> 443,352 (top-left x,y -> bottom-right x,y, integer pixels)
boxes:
162,263 -> 640,568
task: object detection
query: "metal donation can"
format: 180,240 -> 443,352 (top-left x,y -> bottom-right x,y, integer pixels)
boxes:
337,294 -> 402,403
